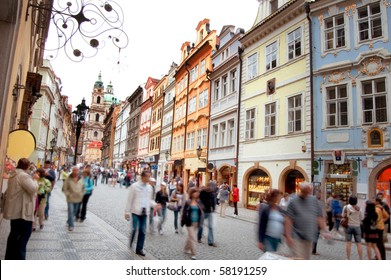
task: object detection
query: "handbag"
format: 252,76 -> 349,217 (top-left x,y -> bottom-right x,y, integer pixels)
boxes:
167,202 -> 177,211
340,206 -> 349,228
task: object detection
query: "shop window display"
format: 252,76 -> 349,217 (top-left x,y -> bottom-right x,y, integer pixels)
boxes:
247,169 -> 271,209
326,163 -> 352,203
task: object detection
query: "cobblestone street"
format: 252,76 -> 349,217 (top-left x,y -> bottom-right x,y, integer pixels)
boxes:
1,180 -> 390,260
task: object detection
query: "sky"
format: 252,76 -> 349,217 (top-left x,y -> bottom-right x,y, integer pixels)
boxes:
46,0 -> 260,108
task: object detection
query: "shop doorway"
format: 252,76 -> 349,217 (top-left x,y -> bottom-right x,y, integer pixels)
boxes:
285,170 -> 305,194
376,166 -> 391,207
218,166 -> 231,185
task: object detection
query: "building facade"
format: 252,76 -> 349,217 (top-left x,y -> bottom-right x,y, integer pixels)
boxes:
125,86 -> 143,174
209,25 -> 244,187
149,76 -> 167,181
138,78 -> 158,172
238,0 -> 311,209
30,60 -> 62,167
310,0 -> 391,204
172,18 -> 217,189
0,0 -> 52,194
113,101 -> 130,170
158,62 -> 178,184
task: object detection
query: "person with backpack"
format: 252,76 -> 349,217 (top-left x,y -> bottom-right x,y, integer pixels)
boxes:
331,194 -> 343,234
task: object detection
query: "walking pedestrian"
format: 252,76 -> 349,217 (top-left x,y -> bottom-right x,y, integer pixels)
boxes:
181,188 -> 204,260
343,195 -> 363,260
331,194 -> 343,234
219,184 -> 229,217
125,170 -> 156,256
363,201 -> 381,260
155,182 -> 169,235
325,192 -> 334,231
376,192 -> 390,234
285,182 -> 331,259
3,158 -> 39,260
62,166 -> 84,231
312,192 -> 326,256
279,192 -> 290,212
168,179 -> 176,196
148,177 -> 156,233
375,197 -> 389,260
43,160 -> 56,220
257,189 -> 284,253
171,182 -> 185,234
111,169 -> 119,187
76,169 -> 94,222
198,184 -> 216,246
33,168 -> 52,231
232,184 -> 239,217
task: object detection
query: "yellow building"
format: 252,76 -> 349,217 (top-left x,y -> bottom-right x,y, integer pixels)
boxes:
172,19 -> 217,190
0,0 -> 52,195
238,0 -> 311,209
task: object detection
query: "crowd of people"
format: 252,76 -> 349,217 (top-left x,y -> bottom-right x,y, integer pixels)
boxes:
257,184 -> 390,260
124,173 -> 241,260
2,157 -> 390,261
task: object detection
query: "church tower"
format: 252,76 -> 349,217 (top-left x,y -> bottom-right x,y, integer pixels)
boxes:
83,72 -> 108,165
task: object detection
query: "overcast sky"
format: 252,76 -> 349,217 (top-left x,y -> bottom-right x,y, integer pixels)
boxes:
46,0 -> 260,108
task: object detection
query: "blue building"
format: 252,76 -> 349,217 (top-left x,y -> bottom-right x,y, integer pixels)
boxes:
310,0 -> 391,203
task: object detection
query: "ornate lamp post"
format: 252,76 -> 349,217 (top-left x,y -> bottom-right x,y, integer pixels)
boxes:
49,138 -> 57,162
73,98 -> 89,165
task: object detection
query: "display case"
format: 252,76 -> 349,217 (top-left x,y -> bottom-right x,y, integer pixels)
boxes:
247,170 -> 271,209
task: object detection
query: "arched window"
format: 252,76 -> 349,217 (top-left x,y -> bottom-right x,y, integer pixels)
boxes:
94,131 -> 98,138
95,113 -> 100,122
97,96 -> 101,104
369,129 -> 383,147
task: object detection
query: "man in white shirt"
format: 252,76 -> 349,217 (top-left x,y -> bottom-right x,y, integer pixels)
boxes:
125,171 -> 156,256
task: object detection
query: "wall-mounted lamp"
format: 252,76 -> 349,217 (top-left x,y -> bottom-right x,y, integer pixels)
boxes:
165,150 -> 170,161
301,141 -> 307,153
196,145 -> 207,163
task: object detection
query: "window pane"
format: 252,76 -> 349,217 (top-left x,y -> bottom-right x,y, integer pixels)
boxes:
363,82 -> 372,94
363,98 -> 373,110
358,9 -> 368,19
339,86 -> 347,98
372,18 -> 382,38
376,79 -> 386,93
328,103 -> 336,114
327,88 -> 336,100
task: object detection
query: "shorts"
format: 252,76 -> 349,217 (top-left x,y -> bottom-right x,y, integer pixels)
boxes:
345,226 -> 361,243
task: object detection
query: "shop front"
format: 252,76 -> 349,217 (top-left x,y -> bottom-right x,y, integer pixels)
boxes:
217,165 -> 236,186
284,170 -> 305,194
247,169 -> 272,209
324,162 -> 355,203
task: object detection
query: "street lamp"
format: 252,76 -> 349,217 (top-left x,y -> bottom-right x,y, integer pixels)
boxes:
49,138 -> 57,162
196,146 -> 207,163
73,98 -> 89,165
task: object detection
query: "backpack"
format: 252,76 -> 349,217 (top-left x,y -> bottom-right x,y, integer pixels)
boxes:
332,199 -> 342,216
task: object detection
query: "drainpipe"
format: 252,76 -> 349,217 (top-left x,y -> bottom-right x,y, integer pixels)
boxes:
235,46 -> 244,186
183,64 -> 191,184
169,95 -> 176,179
305,2 -> 315,183
205,68 -> 212,184
45,101 -> 53,162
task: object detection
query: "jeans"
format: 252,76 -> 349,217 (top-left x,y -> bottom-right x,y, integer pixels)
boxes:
157,207 -> 167,231
77,193 -> 92,221
263,235 -> 281,252
233,202 -> 238,215
197,212 -> 214,244
376,229 -> 386,260
173,206 -> 182,230
5,219 -> 33,260
131,213 -> 147,252
327,211 -> 333,231
67,202 -> 80,228
44,192 -> 51,218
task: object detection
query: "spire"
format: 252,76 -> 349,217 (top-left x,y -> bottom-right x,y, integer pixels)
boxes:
94,71 -> 104,89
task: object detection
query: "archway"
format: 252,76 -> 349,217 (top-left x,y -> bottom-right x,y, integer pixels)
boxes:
368,157 -> 391,200
278,165 -> 309,194
218,165 -> 231,185
242,166 -> 272,209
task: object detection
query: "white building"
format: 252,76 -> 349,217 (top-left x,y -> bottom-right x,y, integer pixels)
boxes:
113,102 -> 129,170
209,25 -> 244,187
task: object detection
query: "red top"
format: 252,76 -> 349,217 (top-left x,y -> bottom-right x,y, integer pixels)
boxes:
232,187 -> 239,202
